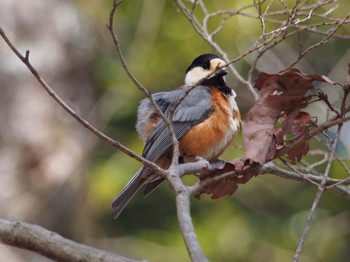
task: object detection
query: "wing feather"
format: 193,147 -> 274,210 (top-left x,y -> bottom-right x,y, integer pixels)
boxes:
142,85 -> 213,161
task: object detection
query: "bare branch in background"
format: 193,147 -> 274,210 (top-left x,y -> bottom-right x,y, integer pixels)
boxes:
293,123 -> 343,262
287,12 -> 350,69
0,218 -> 141,262
174,0 -> 259,101
174,0 -> 350,101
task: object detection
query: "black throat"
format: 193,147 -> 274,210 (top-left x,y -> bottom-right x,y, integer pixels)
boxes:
202,76 -> 233,96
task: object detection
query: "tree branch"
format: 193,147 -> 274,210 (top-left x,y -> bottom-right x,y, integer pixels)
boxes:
0,26 -> 165,177
106,2 -> 210,260
174,0 -> 350,103
1,13 -> 214,262
293,123 -> 343,262
2,1 -> 350,261
261,162 -> 350,200
173,178 -> 208,262
0,218 -> 142,262
107,0 -> 179,159
173,0 -> 259,101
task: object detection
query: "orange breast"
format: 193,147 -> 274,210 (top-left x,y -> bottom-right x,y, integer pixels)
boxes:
179,87 -> 240,161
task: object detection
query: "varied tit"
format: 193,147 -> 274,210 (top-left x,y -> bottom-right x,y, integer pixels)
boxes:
111,54 -> 241,218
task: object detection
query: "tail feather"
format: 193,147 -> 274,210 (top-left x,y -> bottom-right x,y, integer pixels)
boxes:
111,168 -> 145,218
143,178 -> 164,197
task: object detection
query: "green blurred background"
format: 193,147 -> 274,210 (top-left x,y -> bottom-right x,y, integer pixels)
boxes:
0,0 -> 349,261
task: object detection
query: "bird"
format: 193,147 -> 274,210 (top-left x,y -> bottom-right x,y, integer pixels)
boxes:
111,54 -> 241,218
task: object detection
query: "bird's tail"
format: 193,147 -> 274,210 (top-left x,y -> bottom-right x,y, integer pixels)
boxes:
111,167 -> 145,219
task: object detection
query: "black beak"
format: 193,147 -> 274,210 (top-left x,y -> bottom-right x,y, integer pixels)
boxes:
215,68 -> 228,77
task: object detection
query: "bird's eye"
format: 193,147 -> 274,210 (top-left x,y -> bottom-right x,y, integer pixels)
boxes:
202,60 -> 211,70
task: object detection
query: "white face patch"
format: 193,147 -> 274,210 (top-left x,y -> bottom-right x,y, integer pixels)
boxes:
184,58 -> 226,86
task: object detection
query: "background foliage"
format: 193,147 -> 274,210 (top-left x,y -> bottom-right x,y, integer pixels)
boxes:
0,0 -> 349,261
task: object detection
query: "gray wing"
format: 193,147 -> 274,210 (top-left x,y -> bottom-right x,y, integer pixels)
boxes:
136,90 -> 184,141
142,85 -> 213,161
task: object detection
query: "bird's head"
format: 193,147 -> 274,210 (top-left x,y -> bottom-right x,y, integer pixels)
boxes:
184,54 -> 227,87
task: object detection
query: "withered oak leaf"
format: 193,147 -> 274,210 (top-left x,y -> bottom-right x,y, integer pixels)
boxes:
243,68 -> 330,165
195,68 -> 333,199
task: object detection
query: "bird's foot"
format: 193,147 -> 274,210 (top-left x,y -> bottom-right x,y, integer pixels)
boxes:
194,156 -> 214,170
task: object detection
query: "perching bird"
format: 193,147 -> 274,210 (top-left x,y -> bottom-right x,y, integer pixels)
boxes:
111,54 -> 241,218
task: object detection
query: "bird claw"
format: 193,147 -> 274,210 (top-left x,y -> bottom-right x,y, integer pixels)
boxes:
194,156 -> 214,170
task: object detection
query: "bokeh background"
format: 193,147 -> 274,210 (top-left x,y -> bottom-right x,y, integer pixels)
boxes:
0,0 -> 350,261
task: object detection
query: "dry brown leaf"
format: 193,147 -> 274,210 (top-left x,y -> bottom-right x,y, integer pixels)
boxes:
243,68 -> 329,165
287,140 -> 309,163
195,158 -> 260,199
196,68 -> 333,199
280,111 -> 312,163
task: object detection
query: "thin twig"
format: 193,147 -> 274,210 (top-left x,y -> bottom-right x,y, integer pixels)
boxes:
0,26 -> 164,175
194,110 -> 350,199
293,123 -> 343,262
313,131 -> 350,177
173,0 -> 259,101
287,12 -> 350,69
326,177 -> 350,189
107,0 -> 180,162
195,161 -> 350,200
175,0 -> 350,101
275,115 -> 350,158
280,158 -> 320,186
262,162 -> 350,199
107,2 -> 212,261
